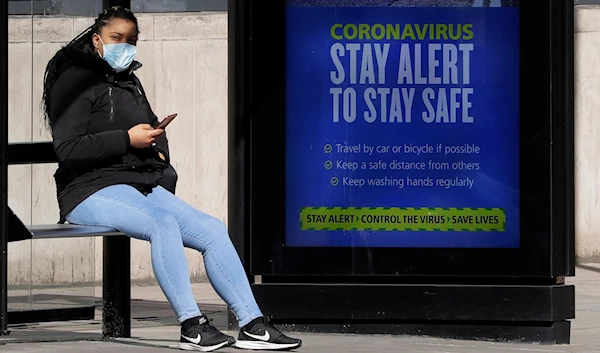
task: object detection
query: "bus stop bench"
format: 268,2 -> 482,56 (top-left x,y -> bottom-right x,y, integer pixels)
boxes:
26,224 -> 122,239
6,142 -> 132,338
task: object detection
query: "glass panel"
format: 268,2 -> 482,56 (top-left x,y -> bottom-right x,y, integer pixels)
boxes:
31,0 -> 97,311
7,0 -> 34,314
131,0 -> 227,12
9,0 -> 103,17
7,0 -> 97,314
30,238 -> 96,311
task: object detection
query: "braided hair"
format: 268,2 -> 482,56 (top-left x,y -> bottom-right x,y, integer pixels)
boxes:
41,6 -> 138,123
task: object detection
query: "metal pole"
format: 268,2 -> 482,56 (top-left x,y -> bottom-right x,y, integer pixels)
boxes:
227,0 -> 250,270
101,0 -> 131,339
0,0 -> 9,337
227,0 -> 251,331
562,0 -> 576,277
102,236 -> 131,338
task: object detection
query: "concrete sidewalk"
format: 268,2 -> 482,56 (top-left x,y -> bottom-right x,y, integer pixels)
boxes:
2,265 -> 600,352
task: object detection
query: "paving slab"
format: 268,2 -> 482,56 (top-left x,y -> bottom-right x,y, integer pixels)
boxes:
1,265 -> 600,352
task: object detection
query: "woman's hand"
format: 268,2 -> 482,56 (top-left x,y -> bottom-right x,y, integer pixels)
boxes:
128,124 -> 163,148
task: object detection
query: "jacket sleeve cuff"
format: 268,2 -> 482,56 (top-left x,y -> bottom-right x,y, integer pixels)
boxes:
155,146 -> 169,164
123,130 -> 131,148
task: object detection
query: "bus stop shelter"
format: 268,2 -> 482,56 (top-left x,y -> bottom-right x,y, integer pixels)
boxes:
0,0 -> 578,346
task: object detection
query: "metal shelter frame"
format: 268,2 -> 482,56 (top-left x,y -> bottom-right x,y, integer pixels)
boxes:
0,0 -> 9,336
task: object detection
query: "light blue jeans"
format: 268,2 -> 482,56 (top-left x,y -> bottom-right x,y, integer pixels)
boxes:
66,184 -> 263,326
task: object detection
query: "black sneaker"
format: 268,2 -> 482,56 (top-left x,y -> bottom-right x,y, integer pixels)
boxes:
179,315 -> 235,351
235,318 -> 302,351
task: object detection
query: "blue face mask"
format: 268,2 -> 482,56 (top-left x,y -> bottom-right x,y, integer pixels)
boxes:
98,37 -> 137,73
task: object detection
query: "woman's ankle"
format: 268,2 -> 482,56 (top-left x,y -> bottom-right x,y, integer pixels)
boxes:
242,316 -> 265,330
182,315 -> 205,331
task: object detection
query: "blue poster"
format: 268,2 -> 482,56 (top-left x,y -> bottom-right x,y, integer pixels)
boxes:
285,0 -> 520,248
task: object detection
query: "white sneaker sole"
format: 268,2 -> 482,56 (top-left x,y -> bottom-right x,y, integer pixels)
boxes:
179,340 -> 231,352
234,340 -> 301,351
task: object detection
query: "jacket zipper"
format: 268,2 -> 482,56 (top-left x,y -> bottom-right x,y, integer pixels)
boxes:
108,87 -> 115,122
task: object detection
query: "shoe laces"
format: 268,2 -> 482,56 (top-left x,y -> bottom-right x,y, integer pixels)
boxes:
198,316 -> 219,334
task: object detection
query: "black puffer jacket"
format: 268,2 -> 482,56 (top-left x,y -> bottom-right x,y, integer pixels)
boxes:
48,43 -> 178,222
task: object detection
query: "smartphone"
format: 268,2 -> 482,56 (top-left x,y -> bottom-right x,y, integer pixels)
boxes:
156,113 -> 178,130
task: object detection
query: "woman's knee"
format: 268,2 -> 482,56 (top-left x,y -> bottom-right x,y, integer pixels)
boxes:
197,217 -> 232,248
209,218 -> 229,236
144,214 -> 180,242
